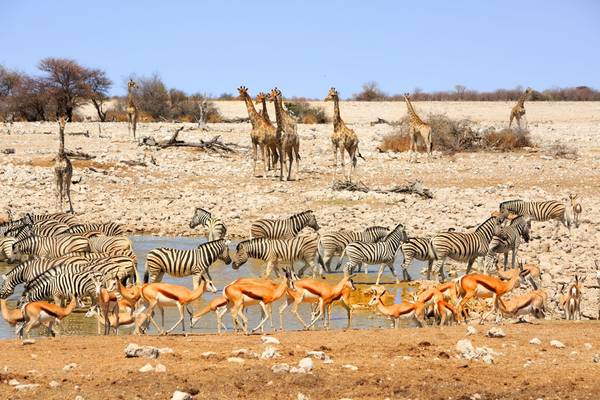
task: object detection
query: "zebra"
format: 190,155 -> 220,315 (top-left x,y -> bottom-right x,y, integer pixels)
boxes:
430,216 -> 502,281
250,210 -> 320,240
189,208 -> 227,241
0,215 -> 32,236
0,256 -> 90,299
88,236 -> 133,254
144,239 -> 231,288
232,233 -> 320,278
317,226 -> 390,272
12,220 -> 71,241
485,215 -> 531,271
400,228 -> 457,281
340,223 -> 408,285
25,212 -> 79,226
67,222 -> 125,236
0,237 -> 16,262
20,270 -> 104,304
499,195 -> 582,234
11,235 -> 90,260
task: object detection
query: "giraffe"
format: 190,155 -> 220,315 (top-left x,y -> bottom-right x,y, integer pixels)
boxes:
509,87 -> 533,129
269,87 -> 300,181
255,92 -> 271,124
54,116 -> 74,213
127,80 -> 139,139
324,87 -> 363,182
403,93 -> 432,161
237,86 -> 281,178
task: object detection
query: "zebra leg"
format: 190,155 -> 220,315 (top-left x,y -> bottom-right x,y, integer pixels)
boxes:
504,252 -> 509,270
436,259 -> 447,282
466,258 -> 476,275
192,274 -> 201,291
387,263 -> 400,284
511,246 -> 517,270
375,264 -> 385,285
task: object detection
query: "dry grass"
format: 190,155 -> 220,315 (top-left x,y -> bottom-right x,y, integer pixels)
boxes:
544,142 -> 579,159
284,101 -> 329,124
379,114 -> 533,154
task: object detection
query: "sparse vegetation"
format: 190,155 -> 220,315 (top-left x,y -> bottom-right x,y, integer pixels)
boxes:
284,100 -> 329,124
544,143 -> 579,159
378,114 -> 533,153
352,82 -> 388,101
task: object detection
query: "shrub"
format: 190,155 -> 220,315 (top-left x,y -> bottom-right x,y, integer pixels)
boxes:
379,114 -> 533,154
352,82 -> 388,101
544,143 -> 578,159
284,100 -> 329,124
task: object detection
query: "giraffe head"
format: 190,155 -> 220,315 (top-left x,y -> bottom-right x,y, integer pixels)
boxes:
237,86 -> 250,100
525,87 -> 533,94
324,87 -> 338,101
267,88 -> 281,102
128,80 -> 137,90
58,115 -> 67,129
255,92 -> 267,105
403,92 -> 411,100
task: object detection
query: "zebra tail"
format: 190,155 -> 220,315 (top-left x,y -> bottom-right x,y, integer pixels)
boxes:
143,269 -> 149,284
316,242 -> 326,270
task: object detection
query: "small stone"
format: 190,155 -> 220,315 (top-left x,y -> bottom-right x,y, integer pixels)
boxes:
49,380 -> 61,389
158,347 -> 174,354
261,346 -> 280,360
22,339 -> 36,345
8,379 -> 20,386
139,363 -> 155,373
550,340 -> 566,349
171,391 -> 193,400
466,326 -> 477,336
290,366 -> 307,374
584,343 -> 593,350
306,351 -> 332,362
227,357 -> 245,364
298,357 -> 314,372
486,327 -> 506,338
261,336 -> 280,345
297,393 -> 309,400
529,337 -> 542,345
63,363 -> 78,372
201,351 -> 217,358
15,384 -> 40,391
74,396 -> 85,400
124,343 -> 159,359
155,363 -> 167,373
342,364 -> 358,371
470,394 -> 482,400
271,363 -> 290,374
482,355 -> 494,364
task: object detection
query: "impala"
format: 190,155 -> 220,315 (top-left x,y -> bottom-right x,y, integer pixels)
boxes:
18,296 -> 79,338
368,285 -> 426,328
493,290 -> 547,322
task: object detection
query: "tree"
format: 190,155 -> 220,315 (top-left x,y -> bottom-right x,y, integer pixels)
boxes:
455,85 -> 466,100
353,81 -> 388,101
134,74 -> 169,119
38,57 -> 94,120
86,69 -> 112,122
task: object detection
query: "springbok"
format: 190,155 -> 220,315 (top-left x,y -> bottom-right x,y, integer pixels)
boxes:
136,266 -> 217,335
368,285 -> 426,328
223,273 -> 293,334
18,296 -> 79,338
0,298 -> 24,327
493,290 -> 547,323
279,275 -> 356,330
455,267 -> 524,323
561,275 -> 582,320
190,296 -> 229,333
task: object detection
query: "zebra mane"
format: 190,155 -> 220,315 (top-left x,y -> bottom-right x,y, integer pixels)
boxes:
383,224 -> 405,241
475,216 -> 499,232
499,199 -> 524,209
291,210 -> 313,219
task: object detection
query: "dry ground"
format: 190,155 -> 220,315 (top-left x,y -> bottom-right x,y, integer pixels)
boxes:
1,321 -> 600,399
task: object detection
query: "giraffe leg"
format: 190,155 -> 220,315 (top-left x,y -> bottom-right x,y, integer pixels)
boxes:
261,145 -> 268,178
133,113 -> 138,139
128,113 -> 132,137
64,175 -> 74,213
509,113 -> 514,129
252,142 -> 258,177
286,147 -> 293,181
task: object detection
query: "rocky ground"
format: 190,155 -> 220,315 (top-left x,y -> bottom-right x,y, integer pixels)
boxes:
2,101 -> 599,313
1,322 -> 600,399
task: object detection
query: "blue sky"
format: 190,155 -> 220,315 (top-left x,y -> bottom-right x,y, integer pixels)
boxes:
2,1 -> 599,97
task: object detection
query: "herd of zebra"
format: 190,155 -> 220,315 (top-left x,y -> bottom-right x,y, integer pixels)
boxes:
0,193 -> 585,337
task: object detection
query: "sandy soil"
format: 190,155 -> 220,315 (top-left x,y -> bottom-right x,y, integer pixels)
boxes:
1,321 -> 600,399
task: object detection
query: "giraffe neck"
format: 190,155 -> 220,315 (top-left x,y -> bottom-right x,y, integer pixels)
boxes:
272,95 -> 284,140
517,91 -> 529,108
58,126 -> 65,156
242,95 -> 262,128
404,97 -> 424,125
332,95 -> 343,130
260,99 -> 270,122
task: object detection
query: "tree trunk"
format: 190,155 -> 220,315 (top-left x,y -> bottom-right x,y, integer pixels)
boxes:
66,106 -> 74,122
91,99 -> 107,122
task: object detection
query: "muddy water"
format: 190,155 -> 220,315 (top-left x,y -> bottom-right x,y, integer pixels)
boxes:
0,236 -> 425,339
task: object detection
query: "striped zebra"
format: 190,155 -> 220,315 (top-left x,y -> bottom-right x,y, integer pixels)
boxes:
430,216 -> 502,281
11,235 -> 90,259
26,212 -> 79,226
189,208 -> 227,241
0,256 -> 90,299
317,226 -> 390,272
0,216 -> 31,236
20,270 -> 103,304
400,228 -> 456,281
24,256 -> 136,294
88,236 -> 133,254
0,237 -> 16,262
12,220 -> 71,241
67,222 -> 125,236
484,215 -> 531,271
232,233 -> 320,278
340,223 -> 408,285
250,210 -> 320,240
144,239 -> 231,288
499,195 -> 582,233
